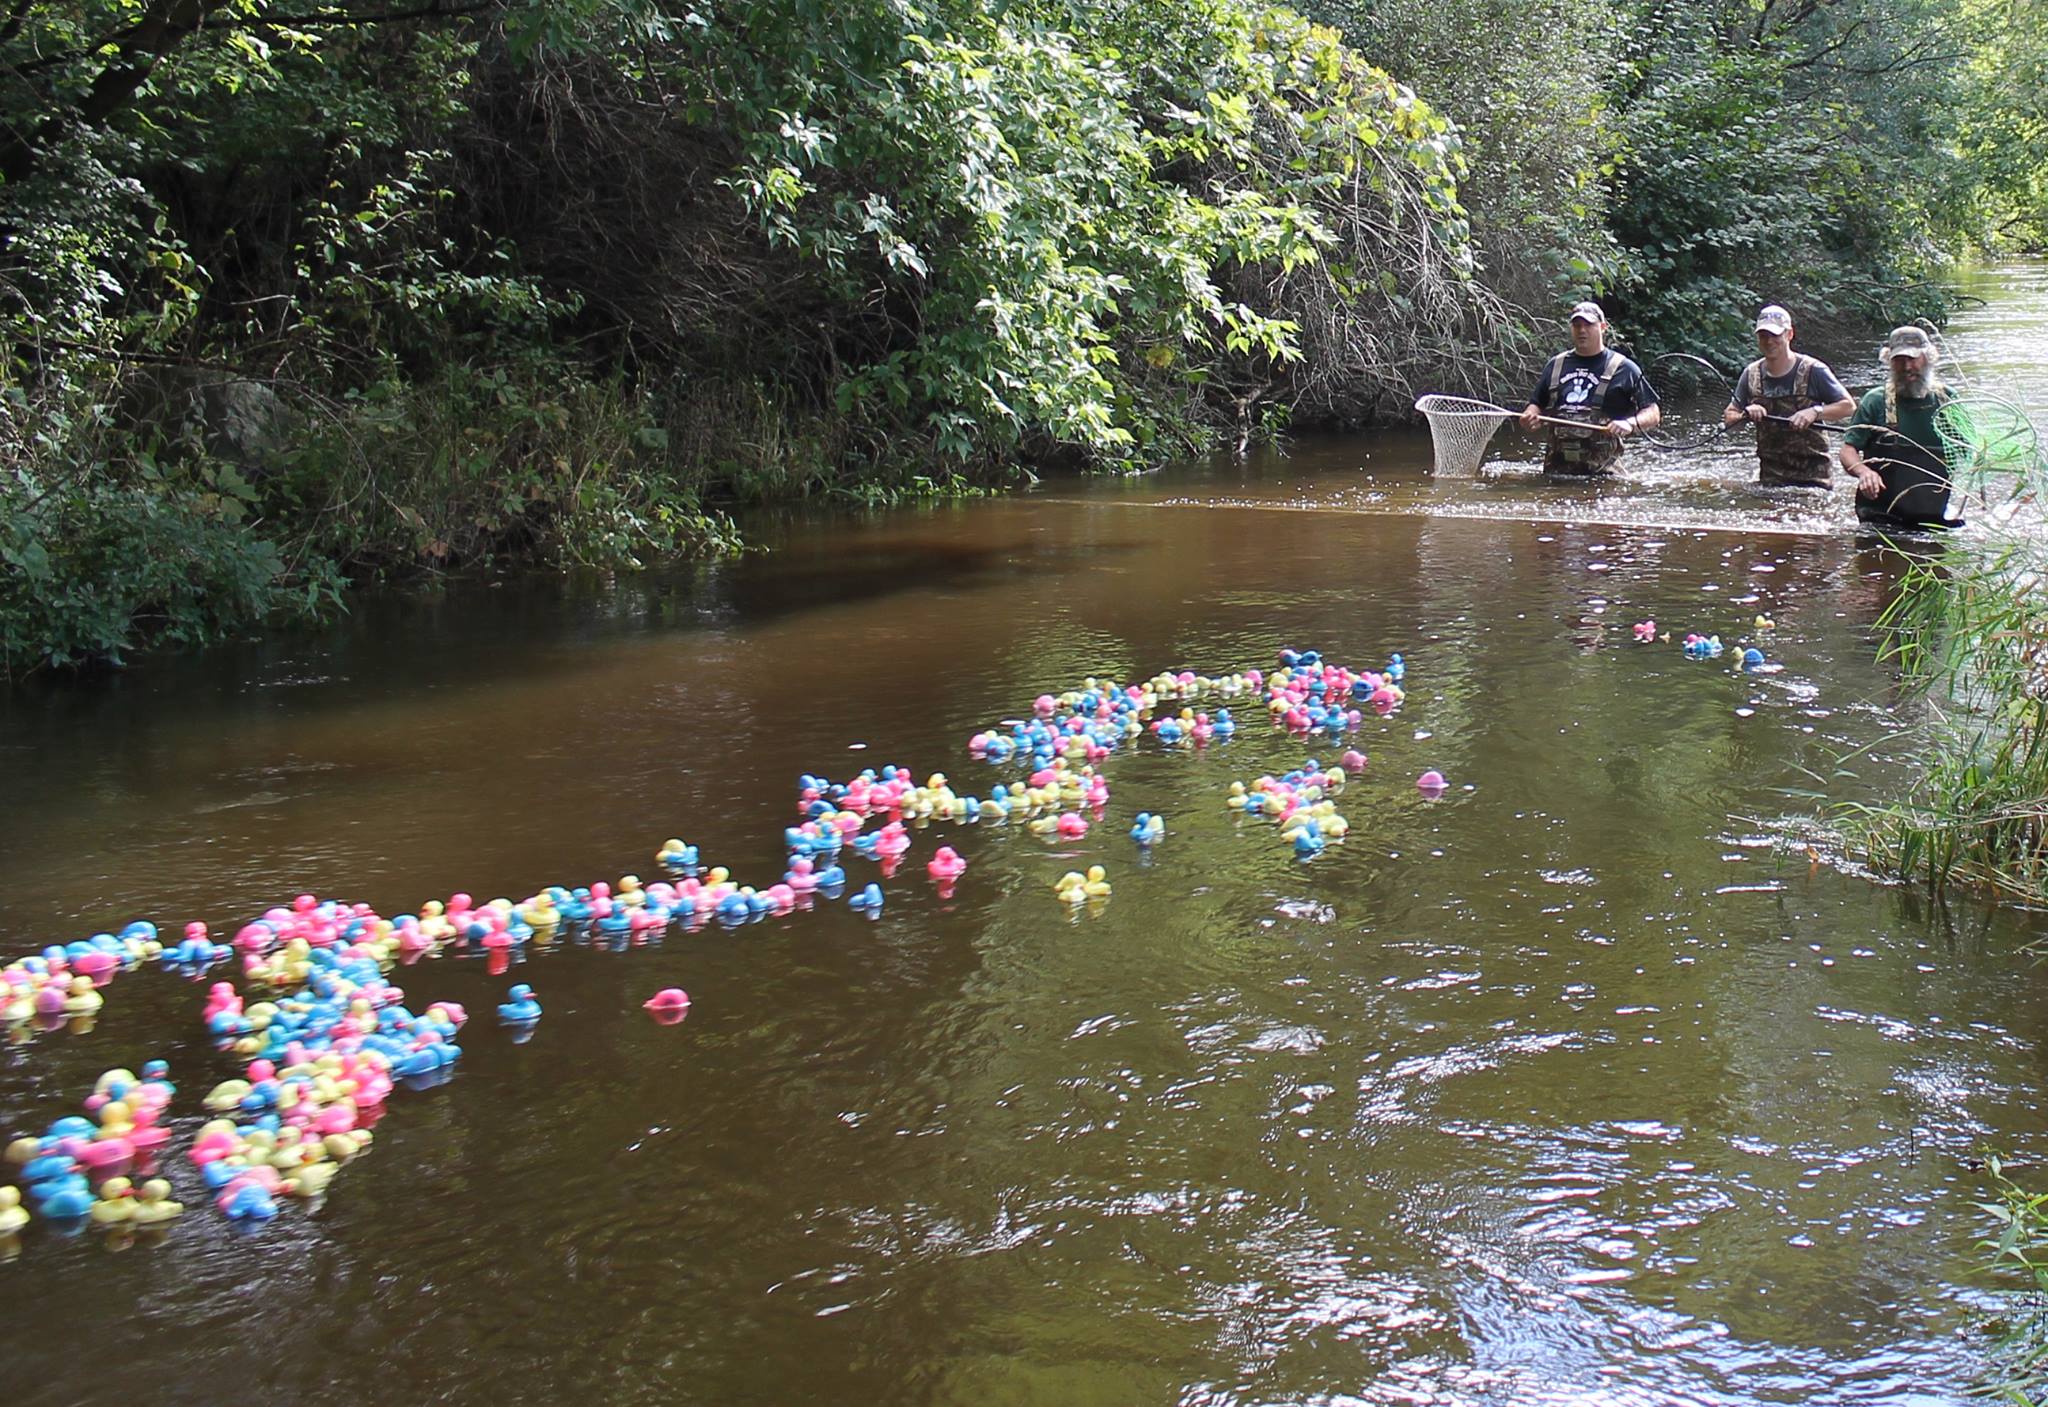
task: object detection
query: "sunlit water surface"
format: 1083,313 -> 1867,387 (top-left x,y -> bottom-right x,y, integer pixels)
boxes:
1,266 -> 2046,1406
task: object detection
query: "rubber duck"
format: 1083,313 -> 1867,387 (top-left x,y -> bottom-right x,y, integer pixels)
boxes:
1081,865 -> 1112,899
1054,871 -> 1088,904
848,883 -> 884,912
644,988 -> 691,1013
1129,813 -> 1165,844
220,1182 -> 280,1220
496,984 -> 541,1024
90,1176 -> 138,1225
39,1183 -> 93,1219
131,1179 -> 184,1223
1632,620 -> 1657,642
926,847 -> 967,879
1417,769 -> 1447,792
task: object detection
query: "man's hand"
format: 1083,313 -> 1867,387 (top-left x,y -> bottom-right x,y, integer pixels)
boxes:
1788,407 -> 1819,430
1744,403 -> 1767,423
1519,404 -> 1541,431
1851,465 -> 1885,498
1606,417 -> 1635,440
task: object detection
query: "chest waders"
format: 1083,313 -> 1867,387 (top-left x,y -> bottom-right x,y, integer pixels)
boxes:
1540,350 -> 1624,476
1738,355 -> 1831,487
1858,381 -> 1956,527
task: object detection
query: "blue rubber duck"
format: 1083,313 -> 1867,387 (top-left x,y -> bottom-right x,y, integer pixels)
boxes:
497,984 -> 541,1024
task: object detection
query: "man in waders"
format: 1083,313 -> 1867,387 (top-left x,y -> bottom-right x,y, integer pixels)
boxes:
1518,302 -> 1661,475
1720,304 -> 1856,486
1838,325 -> 1963,530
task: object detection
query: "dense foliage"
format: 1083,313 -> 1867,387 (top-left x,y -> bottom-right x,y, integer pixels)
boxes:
2,0 -> 2044,667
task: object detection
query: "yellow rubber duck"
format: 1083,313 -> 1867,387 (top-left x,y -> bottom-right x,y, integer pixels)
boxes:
62,976 -> 104,1015
98,1100 -> 135,1138
1226,782 -> 1250,809
270,1135 -> 310,1172
89,1176 -> 137,1224
0,1186 -> 27,1233
242,1128 -> 278,1166
131,1179 -> 183,1224
1755,614 -> 1775,630
1027,813 -> 1062,836
204,1079 -> 252,1112
1082,865 -> 1112,899
418,900 -> 454,941
1054,871 -> 1089,904
289,1161 -> 338,1198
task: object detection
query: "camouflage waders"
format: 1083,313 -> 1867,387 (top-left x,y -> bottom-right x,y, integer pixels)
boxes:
1735,355 -> 1831,487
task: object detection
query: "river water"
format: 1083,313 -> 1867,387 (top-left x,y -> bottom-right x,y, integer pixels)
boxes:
1,267 -> 2045,1405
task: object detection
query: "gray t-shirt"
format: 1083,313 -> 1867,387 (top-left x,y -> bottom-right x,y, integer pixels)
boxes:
1728,356 -> 1850,408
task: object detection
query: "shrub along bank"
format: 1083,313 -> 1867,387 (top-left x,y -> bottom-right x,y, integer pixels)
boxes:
3,0 -> 2043,668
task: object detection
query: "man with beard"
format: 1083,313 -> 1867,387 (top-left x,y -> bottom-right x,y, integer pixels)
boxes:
1721,305 -> 1856,487
1839,325 -> 1963,530
1518,301 -> 1661,475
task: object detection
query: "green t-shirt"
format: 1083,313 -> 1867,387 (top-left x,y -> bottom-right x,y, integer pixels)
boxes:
1842,386 -> 1949,454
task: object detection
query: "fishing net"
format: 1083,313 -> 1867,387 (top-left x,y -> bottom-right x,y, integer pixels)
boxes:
1936,394 -> 2045,499
1414,395 -> 1514,476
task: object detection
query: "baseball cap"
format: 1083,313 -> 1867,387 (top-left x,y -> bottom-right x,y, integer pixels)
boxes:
1569,301 -> 1605,324
1882,325 -> 1934,359
1754,305 -> 1792,334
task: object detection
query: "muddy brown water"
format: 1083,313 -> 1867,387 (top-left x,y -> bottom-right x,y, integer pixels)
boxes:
1,266 -> 2046,1405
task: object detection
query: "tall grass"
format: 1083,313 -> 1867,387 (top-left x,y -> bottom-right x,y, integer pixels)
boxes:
1842,533 -> 2048,906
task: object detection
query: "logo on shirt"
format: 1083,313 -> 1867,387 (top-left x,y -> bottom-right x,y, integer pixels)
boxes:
1556,367 -> 1605,409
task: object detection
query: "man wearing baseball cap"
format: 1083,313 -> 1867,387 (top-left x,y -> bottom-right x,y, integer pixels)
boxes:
1518,301 -> 1661,475
1720,305 -> 1856,487
1838,324 -> 1962,529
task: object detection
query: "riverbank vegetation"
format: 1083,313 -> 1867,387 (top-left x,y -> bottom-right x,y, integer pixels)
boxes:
1979,1157 -> 2048,1401
3,0 -> 2046,667
1842,532 -> 2047,908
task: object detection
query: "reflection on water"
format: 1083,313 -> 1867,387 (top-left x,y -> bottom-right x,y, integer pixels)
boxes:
1,270 -> 2047,1407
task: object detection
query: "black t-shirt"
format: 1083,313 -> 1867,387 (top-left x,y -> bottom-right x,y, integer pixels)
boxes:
1531,352 -> 1658,419
1729,357 -> 1850,407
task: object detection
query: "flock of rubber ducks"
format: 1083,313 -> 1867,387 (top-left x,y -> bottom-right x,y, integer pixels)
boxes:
1635,615 -> 1775,670
2,646 -> 1436,1248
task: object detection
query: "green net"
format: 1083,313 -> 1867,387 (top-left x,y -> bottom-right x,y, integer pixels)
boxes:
1936,394 -> 2045,498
